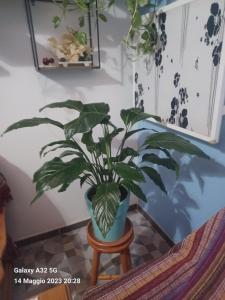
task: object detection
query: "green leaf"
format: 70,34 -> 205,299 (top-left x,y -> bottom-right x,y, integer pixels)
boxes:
127,0 -> 136,12
76,0 -> 88,11
141,31 -> 149,40
133,11 -> 142,28
119,147 -> 139,161
2,118 -> 63,135
39,140 -> 82,157
32,157 -> 86,202
39,100 -> 83,112
124,128 -> 148,140
64,103 -> 110,138
141,166 -> 167,194
80,174 -> 92,187
52,16 -> 61,28
114,162 -> 145,182
99,13 -> 107,22
121,108 -> 161,127
75,31 -> 87,45
145,146 -> 172,158
59,150 -> 81,158
144,132 -> 210,159
142,153 -> 179,177
79,15 -> 85,27
92,182 -> 120,237
81,130 -> 100,155
121,180 -> 147,202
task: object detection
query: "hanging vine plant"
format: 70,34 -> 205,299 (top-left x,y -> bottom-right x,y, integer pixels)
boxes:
52,0 -> 159,57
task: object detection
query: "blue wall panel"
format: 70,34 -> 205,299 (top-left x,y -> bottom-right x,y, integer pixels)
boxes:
139,117 -> 225,243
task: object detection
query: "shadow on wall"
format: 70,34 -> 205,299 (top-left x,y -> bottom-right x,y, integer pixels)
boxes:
0,156 -> 65,242
139,117 -> 225,242
0,66 -> 10,77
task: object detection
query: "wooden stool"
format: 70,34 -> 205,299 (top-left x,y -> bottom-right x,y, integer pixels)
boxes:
87,218 -> 134,285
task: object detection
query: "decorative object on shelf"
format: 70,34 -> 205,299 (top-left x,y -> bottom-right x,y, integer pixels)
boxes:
2,100 -> 209,241
24,0 -> 100,70
48,28 -> 92,66
134,0 -> 225,143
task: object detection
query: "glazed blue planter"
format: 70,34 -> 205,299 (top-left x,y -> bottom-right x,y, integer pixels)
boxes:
85,188 -> 130,242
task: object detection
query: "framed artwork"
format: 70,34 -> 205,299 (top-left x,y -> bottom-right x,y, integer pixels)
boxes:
134,0 -> 225,143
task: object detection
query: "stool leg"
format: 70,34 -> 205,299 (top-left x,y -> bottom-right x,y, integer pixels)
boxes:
91,250 -> 100,285
120,250 -> 129,274
126,249 -> 132,270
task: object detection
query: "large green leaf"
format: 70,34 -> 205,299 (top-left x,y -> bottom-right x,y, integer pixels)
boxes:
141,166 -> 167,194
142,153 -> 179,177
59,150 -> 81,158
39,100 -> 83,112
121,180 -> 147,202
81,130 -> 99,154
144,132 -> 209,159
120,108 -> 161,127
40,140 -> 83,157
118,147 -> 139,161
92,182 -> 120,237
124,127 -> 148,140
145,145 -> 172,158
114,162 -> 145,182
64,103 -> 110,138
32,157 -> 86,202
2,118 -> 63,135
133,11 -> 142,28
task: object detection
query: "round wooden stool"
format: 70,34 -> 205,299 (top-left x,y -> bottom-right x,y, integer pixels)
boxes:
87,218 -> 134,285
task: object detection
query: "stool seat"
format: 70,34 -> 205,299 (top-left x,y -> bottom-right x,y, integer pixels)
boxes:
87,218 -> 134,285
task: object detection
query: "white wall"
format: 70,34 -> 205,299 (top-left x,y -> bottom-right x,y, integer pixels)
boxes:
0,0 -> 134,241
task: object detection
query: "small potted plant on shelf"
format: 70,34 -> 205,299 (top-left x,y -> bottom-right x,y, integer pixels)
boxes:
2,101 -> 209,241
48,28 -> 92,67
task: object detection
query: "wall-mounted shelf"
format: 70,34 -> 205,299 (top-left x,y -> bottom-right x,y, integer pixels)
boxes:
25,0 -> 100,71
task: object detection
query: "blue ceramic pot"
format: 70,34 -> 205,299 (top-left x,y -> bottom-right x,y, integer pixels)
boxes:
85,187 -> 130,242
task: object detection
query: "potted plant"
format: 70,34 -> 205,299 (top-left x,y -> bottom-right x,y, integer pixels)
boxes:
2,100 -> 209,241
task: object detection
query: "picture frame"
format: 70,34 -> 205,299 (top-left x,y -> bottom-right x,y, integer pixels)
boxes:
134,0 -> 225,143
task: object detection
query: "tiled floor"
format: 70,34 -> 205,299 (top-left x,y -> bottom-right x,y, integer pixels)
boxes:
13,210 -> 171,300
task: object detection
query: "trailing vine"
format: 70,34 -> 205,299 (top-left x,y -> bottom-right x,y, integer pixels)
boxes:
52,0 -> 158,57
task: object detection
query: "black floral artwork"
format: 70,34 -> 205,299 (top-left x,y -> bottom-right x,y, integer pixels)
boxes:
135,72 -> 138,84
138,83 -> 144,96
212,42 -> 222,66
155,12 -> 167,67
155,48 -> 162,67
173,73 -> 180,87
134,71 -> 145,111
195,57 -> 199,70
179,88 -> 188,104
138,100 -> 144,112
202,2 -> 222,53
179,109 -> 188,128
135,91 -> 139,107
168,97 -> 179,125
171,97 -> 179,113
160,31 -> 167,51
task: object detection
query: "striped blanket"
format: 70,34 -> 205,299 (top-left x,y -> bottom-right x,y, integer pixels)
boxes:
83,208 -> 225,300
